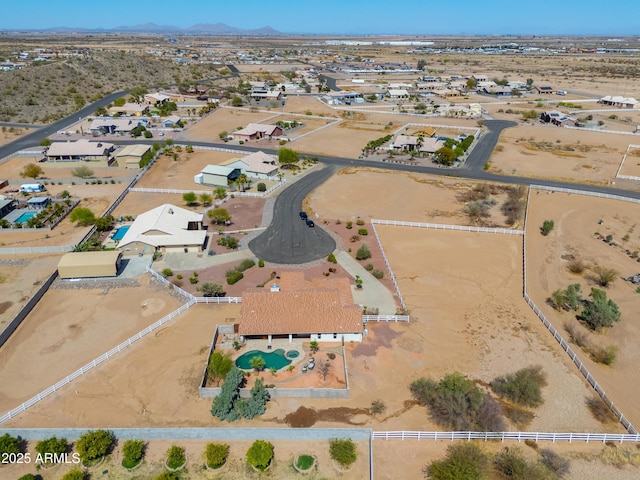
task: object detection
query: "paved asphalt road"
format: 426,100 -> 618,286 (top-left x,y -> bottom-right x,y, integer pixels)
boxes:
0,90 -> 128,161
248,165 -> 338,264
464,120 -> 516,171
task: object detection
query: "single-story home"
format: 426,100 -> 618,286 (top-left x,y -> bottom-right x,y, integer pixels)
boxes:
239,271 -> 364,344
480,86 -> 513,97
109,103 -> 149,116
162,115 -> 182,128
535,85 -> 556,95
386,89 -> 410,99
45,139 -> 115,163
144,92 -> 171,105
113,144 -> 151,169
540,110 -> 574,126
57,250 -> 123,279
222,151 -> 279,179
233,123 -> 283,141
26,197 -> 51,209
599,96 -> 639,109
434,88 -> 462,98
118,204 -> 207,255
194,164 -> 242,187
89,117 -> 148,136
390,134 -> 444,153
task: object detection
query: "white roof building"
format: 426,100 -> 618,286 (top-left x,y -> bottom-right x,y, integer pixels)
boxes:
118,204 -> 206,254
222,151 -> 279,178
386,89 -> 410,98
46,139 -> 115,162
599,96 -> 639,108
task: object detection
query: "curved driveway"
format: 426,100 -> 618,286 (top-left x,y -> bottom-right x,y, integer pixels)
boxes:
465,120 -> 516,171
249,166 -> 337,264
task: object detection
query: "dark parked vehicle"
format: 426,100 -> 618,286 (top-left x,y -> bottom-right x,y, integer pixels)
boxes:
299,211 -> 308,220
306,219 -> 315,227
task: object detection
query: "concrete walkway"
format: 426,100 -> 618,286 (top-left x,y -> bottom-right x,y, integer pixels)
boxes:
334,250 -> 397,315
153,248 -> 256,271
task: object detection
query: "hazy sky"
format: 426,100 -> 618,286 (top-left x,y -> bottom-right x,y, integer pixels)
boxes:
2,0 -> 639,35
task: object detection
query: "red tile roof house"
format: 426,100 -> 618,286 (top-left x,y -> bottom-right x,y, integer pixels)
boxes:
232,123 -> 283,141
239,271 -> 364,344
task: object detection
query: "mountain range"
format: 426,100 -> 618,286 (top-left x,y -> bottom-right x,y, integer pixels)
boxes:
3,23 -> 283,36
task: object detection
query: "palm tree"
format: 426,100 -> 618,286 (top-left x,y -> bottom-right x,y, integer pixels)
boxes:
237,173 -> 248,192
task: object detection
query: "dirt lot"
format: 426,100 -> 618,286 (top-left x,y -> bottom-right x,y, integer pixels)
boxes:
0,154 -> 134,182
0,126 -> 36,147
526,190 -> 640,429
181,108 -> 278,143
489,124 -> 635,184
618,146 -> 640,179
0,275 -> 182,412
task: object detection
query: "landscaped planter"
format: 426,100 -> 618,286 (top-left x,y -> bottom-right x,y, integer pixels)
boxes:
293,454 -> 317,474
205,459 -> 226,472
165,455 -> 188,472
121,458 -> 142,472
250,460 -> 272,472
332,459 -> 355,473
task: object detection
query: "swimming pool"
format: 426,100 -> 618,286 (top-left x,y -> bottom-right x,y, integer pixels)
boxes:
112,225 -> 130,241
15,212 -> 36,223
235,349 -> 292,370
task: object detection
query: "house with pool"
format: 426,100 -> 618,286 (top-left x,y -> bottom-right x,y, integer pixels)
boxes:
238,271 -> 364,344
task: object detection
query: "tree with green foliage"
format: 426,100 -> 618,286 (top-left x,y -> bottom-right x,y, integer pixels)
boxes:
327,252 -> 337,263
592,265 -> 618,287
218,130 -> 229,141
94,215 -> 115,232
121,439 -> 145,469
205,442 -> 229,469
40,137 -> 52,147
75,429 -> 114,462
582,288 -> 621,330
208,207 -> 231,224
550,283 -> 582,311
540,220 -> 555,236
154,472 -> 180,480
425,442 -> 488,480
491,365 -> 546,408
237,378 -> 271,419
250,356 -> 266,372
214,187 -> 227,200
231,96 -> 243,107
208,351 -> 234,387
113,97 -> 126,107
61,469 -> 86,480
329,438 -> 357,469
433,146 -> 457,166
257,182 -> 266,192
35,436 -> 68,460
17,474 -> 38,480
410,372 -> 505,431
199,193 -> 213,207
246,440 -> 274,471
20,163 -> 44,179
278,147 -> 299,168
211,367 -> 245,422
0,433 -> 20,456
182,191 -> 197,206
69,207 -> 96,226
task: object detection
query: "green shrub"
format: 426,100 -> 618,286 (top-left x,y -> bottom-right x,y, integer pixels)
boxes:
61,469 -> 86,480
166,445 -> 186,469
75,429 -> 114,462
355,244 -> 371,260
189,277 -> 198,284
357,228 -> 368,236
205,442 -> 228,469
237,259 -> 256,272
425,443 -> 488,480
35,436 -> 68,461
490,365 -> 546,408
246,440 -> 274,471
356,219 -> 365,226
372,269 -> 384,279
296,454 -> 315,470
540,220 -> 554,236
0,433 -> 20,456
329,438 -> 357,468
226,270 -> 244,285
257,182 -> 266,192
346,221 -> 353,229
365,263 -> 374,271
17,475 -> 38,480
370,399 -> 386,415
161,268 -> 173,277
327,252 -> 337,263
122,439 -> 145,469
154,471 -> 180,480
540,449 -> 571,477
258,258 -> 264,268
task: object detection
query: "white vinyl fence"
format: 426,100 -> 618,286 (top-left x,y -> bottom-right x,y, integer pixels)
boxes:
369,221 -> 406,310
372,431 -> 640,443
371,219 -> 524,235
194,296 -> 242,304
615,144 -> 640,181
362,315 -> 410,322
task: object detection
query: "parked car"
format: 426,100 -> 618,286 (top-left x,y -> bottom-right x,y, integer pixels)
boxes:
306,219 -> 315,227
299,211 -> 308,220
556,90 -> 567,96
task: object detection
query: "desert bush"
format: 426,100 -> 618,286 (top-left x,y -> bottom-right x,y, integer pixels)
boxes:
586,396 -> 618,424
582,288 -> 621,330
154,472 -> 180,480
350,234 -> 360,243
370,399 -> 386,415
356,218 -> 365,226
410,373 -> 505,431
465,199 -> 495,219
364,263 -> 374,271
166,445 -> 186,469
61,469 -> 86,480
491,365 -> 546,408
372,269 -> 384,279
424,442 -> 488,480
36,436 -> 68,460
357,228 -> 368,235
564,322 -> 589,347
205,442 -> 228,469
0,433 -> 21,456
257,182 -> 266,192
567,258 -> 586,274
122,439 -> 145,469
246,440 -> 274,471
226,270 -> 244,285
356,244 -> 372,260
540,449 -> 571,478
589,344 -> 618,365
237,259 -> 256,272
501,185 -> 526,225
161,268 -> 173,277
258,258 -> 264,267
329,438 -> 357,468
346,221 -> 353,229
540,220 -> 554,236
327,252 -> 337,263
493,447 -> 535,479
502,403 -> 535,429
592,265 -> 618,287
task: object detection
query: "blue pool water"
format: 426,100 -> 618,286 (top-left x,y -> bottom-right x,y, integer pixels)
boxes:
15,212 -> 36,223
235,349 -> 292,370
112,225 -> 130,241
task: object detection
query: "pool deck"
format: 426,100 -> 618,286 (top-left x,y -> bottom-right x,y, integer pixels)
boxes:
3,208 -> 40,223
228,339 -> 308,370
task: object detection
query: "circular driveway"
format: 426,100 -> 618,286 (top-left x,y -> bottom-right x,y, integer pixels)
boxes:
249,166 -> 337,264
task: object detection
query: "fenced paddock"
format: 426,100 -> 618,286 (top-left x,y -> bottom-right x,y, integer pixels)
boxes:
372,430 -> 640,443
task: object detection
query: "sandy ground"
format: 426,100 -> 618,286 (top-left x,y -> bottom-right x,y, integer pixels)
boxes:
526,190 -> 640,429
0,155 -> 134,182
618,146 -> 640,179
0,255 -> 61,329
181,108 -> 279,142
489,124 -> 636,184
0,275 -> 182,412
0,126 -> 36,147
